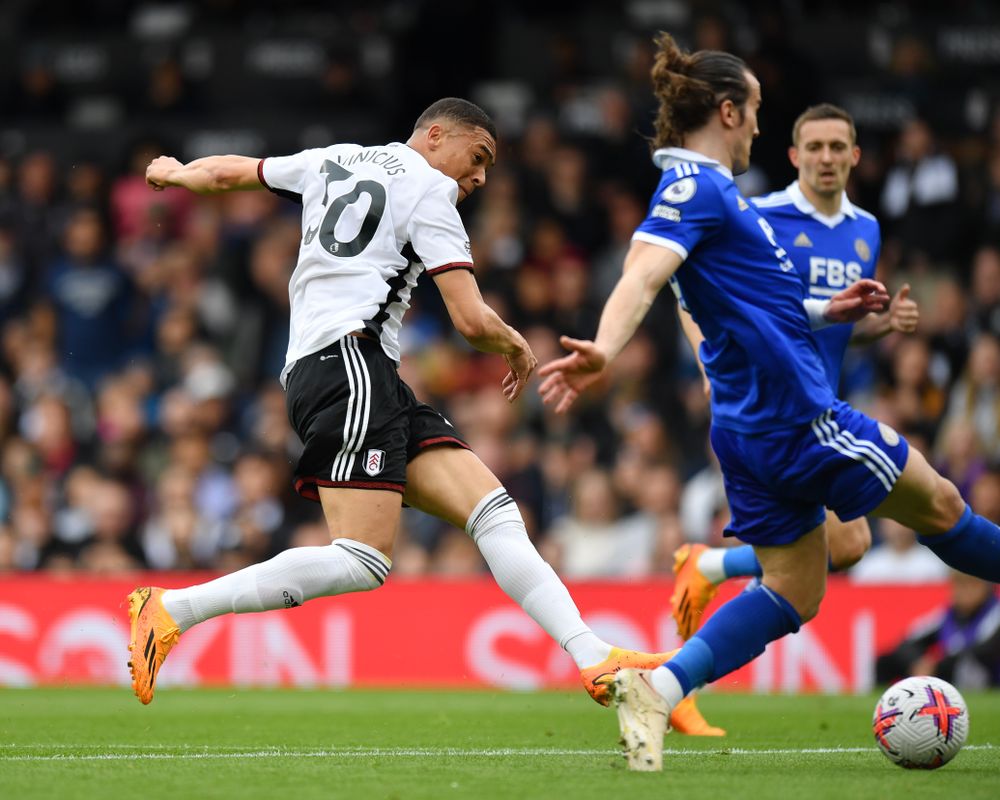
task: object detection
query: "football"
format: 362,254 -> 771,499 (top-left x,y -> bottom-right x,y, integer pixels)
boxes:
872,676 -> 969,769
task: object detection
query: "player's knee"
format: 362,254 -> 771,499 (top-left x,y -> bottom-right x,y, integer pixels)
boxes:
926,477 -> 967,535
830,522 -> 871,570
780,590 -> 822,624
765,574 -> 825,623
796,591 -> 824,624
797,572 -> 826,623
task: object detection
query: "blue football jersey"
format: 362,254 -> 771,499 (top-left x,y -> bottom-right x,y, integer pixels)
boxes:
634,148 -> 834,433
752,182 -> 881,389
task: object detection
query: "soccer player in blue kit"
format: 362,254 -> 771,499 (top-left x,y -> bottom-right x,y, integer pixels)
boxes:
537,33 -> 1000,771
669,103 -> 921,641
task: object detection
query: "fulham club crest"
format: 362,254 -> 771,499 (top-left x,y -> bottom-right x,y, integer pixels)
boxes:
364,449 -> 385,476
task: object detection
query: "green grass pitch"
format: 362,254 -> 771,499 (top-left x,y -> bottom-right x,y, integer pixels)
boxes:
1,688 -> 997,800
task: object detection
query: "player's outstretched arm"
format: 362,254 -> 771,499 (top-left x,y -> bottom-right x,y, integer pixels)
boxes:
850,283 -> 919,344
538,240 -> 682,413
146,155 -> 264,194
432,268 -> 536,402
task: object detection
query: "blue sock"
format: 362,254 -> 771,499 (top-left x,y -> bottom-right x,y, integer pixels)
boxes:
665,586 -> 801,694
722,545 -> 763,578
918,504 -> 1000,582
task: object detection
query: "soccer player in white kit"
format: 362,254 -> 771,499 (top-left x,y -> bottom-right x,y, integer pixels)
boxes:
126,97 -> 719,733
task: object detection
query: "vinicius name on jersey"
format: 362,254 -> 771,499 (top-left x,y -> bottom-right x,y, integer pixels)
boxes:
337,148 -> 407,176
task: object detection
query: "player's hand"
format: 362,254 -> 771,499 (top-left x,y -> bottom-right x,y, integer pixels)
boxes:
825,278 -> 890,323
146,156 -> 183,191
888,284 -> 919,333
501,336 -> 537,403
537,336 -> 608,414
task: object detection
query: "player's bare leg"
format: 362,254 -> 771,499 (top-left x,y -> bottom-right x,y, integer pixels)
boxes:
825,512 -> 870,570
871,446 -> 966,534
317,485 -> 402,558
872,445 -> 1000,581
404,446 -> 722,733
756,523 -> 830,625
405,446 -> 621,698
404,446 -> 616,675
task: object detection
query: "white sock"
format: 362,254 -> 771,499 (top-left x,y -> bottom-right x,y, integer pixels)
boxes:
563,630 -> 613,668
650,664 -> 686,709
696,548 -> 728,585
161,538 -> 390,633
467,488 -> 610,668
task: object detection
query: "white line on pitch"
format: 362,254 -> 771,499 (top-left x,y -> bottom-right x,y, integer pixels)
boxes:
1,744 -> 996,762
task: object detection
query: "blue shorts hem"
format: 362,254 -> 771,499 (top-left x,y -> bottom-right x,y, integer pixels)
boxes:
834,493 -> 889,523
723,505 -> 826,547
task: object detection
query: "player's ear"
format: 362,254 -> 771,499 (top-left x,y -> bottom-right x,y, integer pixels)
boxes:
425,122 -> 444,150
718,98 -> 737,129
788,145 -> 800,169
851,145 -> 861,167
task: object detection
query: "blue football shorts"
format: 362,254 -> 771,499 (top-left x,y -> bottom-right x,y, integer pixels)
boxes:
710,399 -> 910,546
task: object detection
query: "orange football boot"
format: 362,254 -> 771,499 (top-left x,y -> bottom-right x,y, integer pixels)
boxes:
580,646 -> 677,707
671,543 -> 719,640
670,694 -> 726,736
126,587 -> 181,705
579,646 -> 724,735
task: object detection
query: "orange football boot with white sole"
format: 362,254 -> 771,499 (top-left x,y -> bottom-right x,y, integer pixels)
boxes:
579,646 -> 725,735
671,543 -> 720,640
126,587 -> 181,705
580,646 -> 676,707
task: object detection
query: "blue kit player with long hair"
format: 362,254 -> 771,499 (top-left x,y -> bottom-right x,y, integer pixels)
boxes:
669,103 -> 920,641
538,33 -> 1000,771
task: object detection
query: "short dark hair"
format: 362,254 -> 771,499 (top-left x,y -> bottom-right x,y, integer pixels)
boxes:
650,32 -> 752,149
792,103 -> 857,145
414,98 -> 497,143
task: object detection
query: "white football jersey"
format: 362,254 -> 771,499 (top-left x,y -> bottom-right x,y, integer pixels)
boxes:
259,142 -> 473,387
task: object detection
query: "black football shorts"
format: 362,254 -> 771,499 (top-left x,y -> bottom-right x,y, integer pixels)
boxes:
284,334 -> 469,500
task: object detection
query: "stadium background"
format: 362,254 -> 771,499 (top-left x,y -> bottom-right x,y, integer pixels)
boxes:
1,0 -> 1000,690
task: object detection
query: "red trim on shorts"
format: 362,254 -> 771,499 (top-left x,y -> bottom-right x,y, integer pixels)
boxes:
418,436 -> 470,450
257,158 -> 270,189
294,477 -> 405,503
426,262 -> 474,276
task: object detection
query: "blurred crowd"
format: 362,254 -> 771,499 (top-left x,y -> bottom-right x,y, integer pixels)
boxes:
2,3 -> 1000,585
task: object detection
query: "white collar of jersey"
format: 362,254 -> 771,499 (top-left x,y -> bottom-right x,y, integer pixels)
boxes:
786,181 -> 856,228
652,147 -> 734,180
